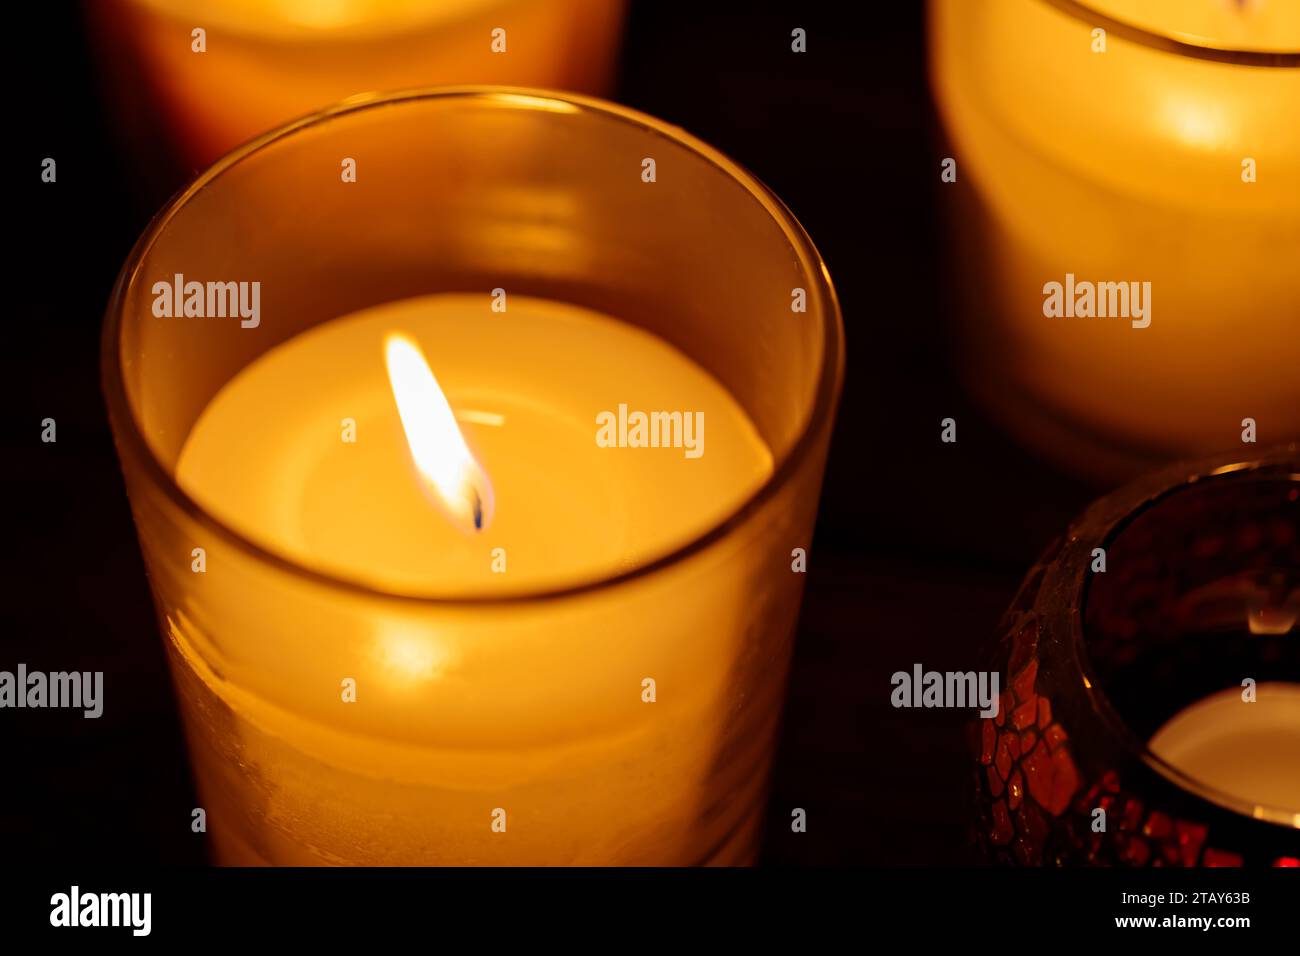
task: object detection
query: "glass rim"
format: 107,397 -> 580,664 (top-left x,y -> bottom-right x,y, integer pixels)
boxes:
101,85 -> 846,608
1041,0 -> 1300,64
1066,444 -> 1300,828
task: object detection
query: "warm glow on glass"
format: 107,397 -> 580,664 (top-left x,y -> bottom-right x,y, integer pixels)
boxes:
1162,96 -> 1229,149
384,332 -> 494,534
372,621 -> 454,684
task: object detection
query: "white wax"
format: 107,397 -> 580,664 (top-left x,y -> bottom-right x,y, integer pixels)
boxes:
175,293 -> 773,594
1148,681 -> 1300,816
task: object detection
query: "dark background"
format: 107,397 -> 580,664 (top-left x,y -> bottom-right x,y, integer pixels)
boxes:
4,0 -> 1099,866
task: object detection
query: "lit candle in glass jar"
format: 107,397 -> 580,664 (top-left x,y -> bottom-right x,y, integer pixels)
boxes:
102,89 -> 845,865
166,293 -> 773,864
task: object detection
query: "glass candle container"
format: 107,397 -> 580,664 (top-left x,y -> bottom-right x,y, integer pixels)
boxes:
973,442 -> 1300,866
102,88 -> 844,865
90,0 -> 627,169
930,0 -> 1300,479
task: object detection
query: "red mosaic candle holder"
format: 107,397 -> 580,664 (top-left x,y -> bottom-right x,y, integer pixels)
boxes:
973,444 -> 1300,866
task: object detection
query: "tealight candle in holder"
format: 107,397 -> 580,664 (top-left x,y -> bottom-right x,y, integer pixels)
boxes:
973,443 -> 1300,866
102,88 -> 844,865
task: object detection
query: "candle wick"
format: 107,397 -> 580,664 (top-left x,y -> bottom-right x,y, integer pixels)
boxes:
473,492 -> 483,531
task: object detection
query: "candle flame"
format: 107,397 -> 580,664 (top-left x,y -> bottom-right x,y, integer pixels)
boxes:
384,332 -> 494,533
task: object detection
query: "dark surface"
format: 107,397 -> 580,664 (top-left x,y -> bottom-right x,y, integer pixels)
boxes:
4,1 -> 1100,865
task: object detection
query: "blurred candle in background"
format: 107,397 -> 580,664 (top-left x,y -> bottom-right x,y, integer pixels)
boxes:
930,0 -> 1300,479
91,0 -> 626,168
